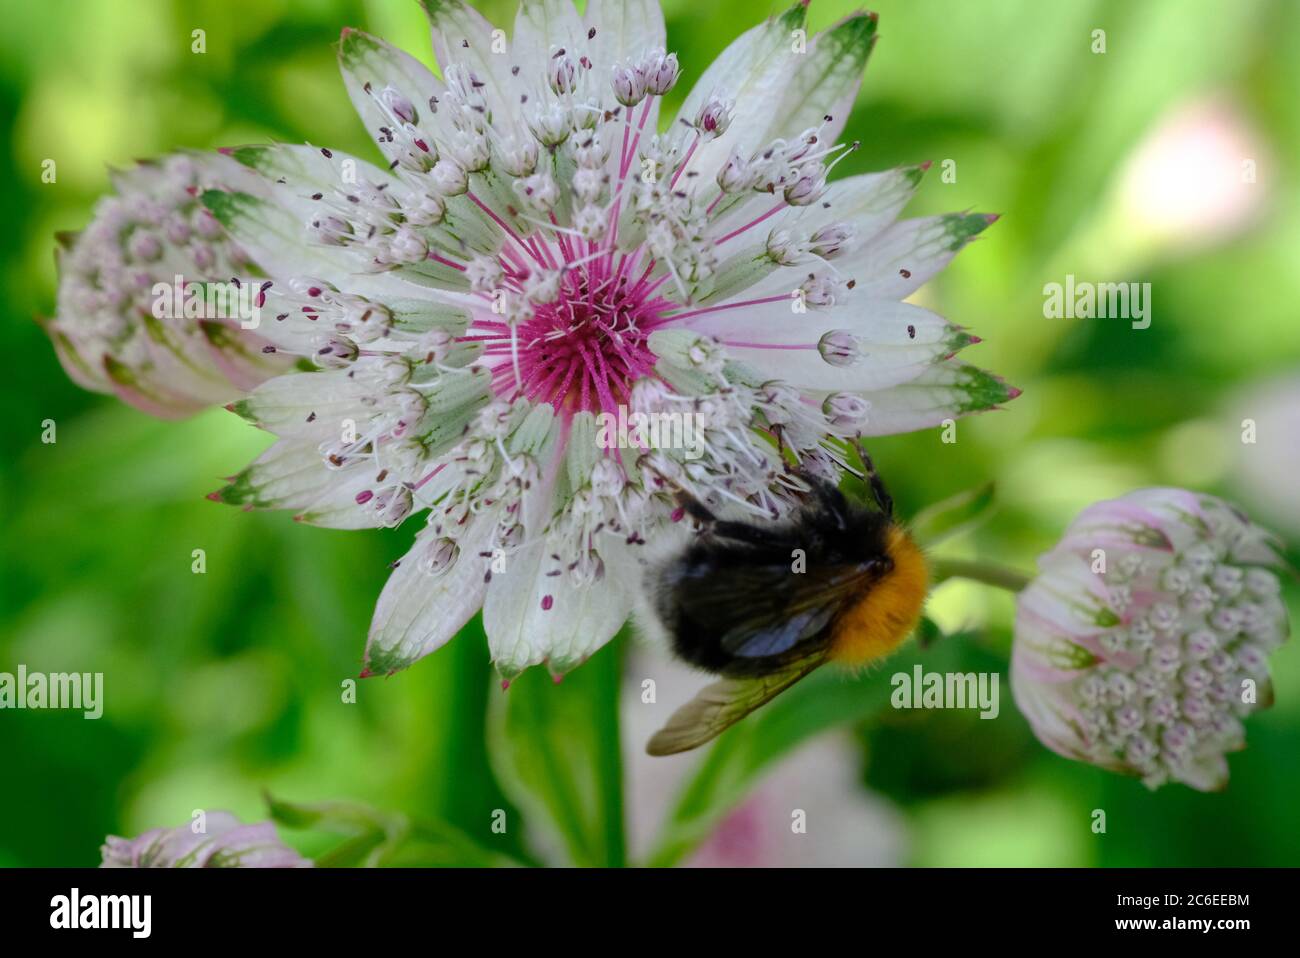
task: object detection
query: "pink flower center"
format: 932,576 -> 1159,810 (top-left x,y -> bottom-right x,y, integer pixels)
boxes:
477,255 -> 676,416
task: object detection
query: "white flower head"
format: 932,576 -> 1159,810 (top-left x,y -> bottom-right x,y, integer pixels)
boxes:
67,5 -> 1014,681
45,152 -> 291,417
1012,488 -> 1291,791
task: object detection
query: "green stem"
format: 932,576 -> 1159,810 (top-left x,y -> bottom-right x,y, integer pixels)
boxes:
931,557 -> 1032,593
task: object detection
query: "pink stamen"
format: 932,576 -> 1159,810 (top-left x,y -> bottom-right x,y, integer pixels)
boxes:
428,252 -> 467,271
716,202 -> 784,245
660,293 -> 789,324
719,340 -> 815,350
669,133 -> 700,190
467,191 -> 545,268
413,462 -> 448,490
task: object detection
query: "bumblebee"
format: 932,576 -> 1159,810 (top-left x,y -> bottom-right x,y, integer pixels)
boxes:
643,448 -> 928,755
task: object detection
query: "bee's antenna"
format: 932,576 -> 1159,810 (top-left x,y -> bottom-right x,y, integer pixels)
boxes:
854,439 -> 893,518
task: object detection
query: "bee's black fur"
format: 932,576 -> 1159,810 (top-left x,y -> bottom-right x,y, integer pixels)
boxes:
649,479 -> 895,677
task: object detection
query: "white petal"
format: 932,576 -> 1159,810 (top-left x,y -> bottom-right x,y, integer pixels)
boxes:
1018,551 -> 1122,641
830,360 -> 1019,436
213,145 -> 474,292
483,530 -> 635,677
1009,661 -> 1092,762
220,145 -> 502,296
337,28 -> 453,163
704,166 -> 925,304
134,317 -> 242,404
101,354 -> 214,420
1175,754 -> 1230,792
751,12 -> 878,157
1055,498 -> 1178,557
839,212 -> 997,300
420,0 -> 525,119
230,365 -> 386,440
197,320 -> 293,392
672,5 -> 809,187
513,0 -> 587,82
213,438 -> 413,529
44,322 -> 109,392
678,10 -> 877,193
364,519 -> 493,674
584,0 -> 665,74
690,298 -> 973,391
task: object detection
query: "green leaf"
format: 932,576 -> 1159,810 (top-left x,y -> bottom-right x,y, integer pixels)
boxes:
265,793 -> 516,868
645,639 -> 973,867
487,637 -> 625,867
908,482 -> 998,548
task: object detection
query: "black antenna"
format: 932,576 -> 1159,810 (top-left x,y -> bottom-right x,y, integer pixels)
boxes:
854,440 -> 893,518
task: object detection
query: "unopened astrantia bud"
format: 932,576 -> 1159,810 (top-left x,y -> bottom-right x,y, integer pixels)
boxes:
574,204 -> 609,243
694,96 -> 734,138
522,267 -> 563,304
495,133 -> 539,178
44,152 -> 290,418
527,103 -> 571,147
717,150 -> 754,193
611,62 -> 646,107
430,157 -> 469,196
101,812 -> 311,868
466,254 -> 505,293
817,329 -> 861,366
570,134 -> 609,170
514,171 -> 560,212
801,273 -> 846,307
765,228 -> 807,266
822,392 -> 871,429
548,52 -> 578,95
1012,488 -> 1291,791
642,49 -> 680,95
572,166 -> 605,203
809,222 -> 855,258
380,227 -> 430,266
379,86 -> 418,125
446,128 -> 491,172
784,161 -> 828,206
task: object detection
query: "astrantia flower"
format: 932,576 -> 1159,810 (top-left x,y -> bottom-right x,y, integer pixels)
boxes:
1012,488 -> 1291,790
195,1 -> 1015,678
100,812 -> 311,868
44,153 -> 291,418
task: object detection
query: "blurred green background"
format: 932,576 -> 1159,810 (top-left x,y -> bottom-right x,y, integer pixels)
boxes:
2,0 -> 1298,866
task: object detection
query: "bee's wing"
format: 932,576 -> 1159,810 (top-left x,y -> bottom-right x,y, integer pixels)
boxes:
645,654 -> 825,756
677,560 -> 882,660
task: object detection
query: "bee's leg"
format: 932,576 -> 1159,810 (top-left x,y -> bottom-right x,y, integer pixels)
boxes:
636,455 -> 782,546
637,453 -> 738,532
855,440 -> 894,518
707,517 -> 787,547
672,490 -> 785,546
675,491 -> 718,525
776,439 -> 855,526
